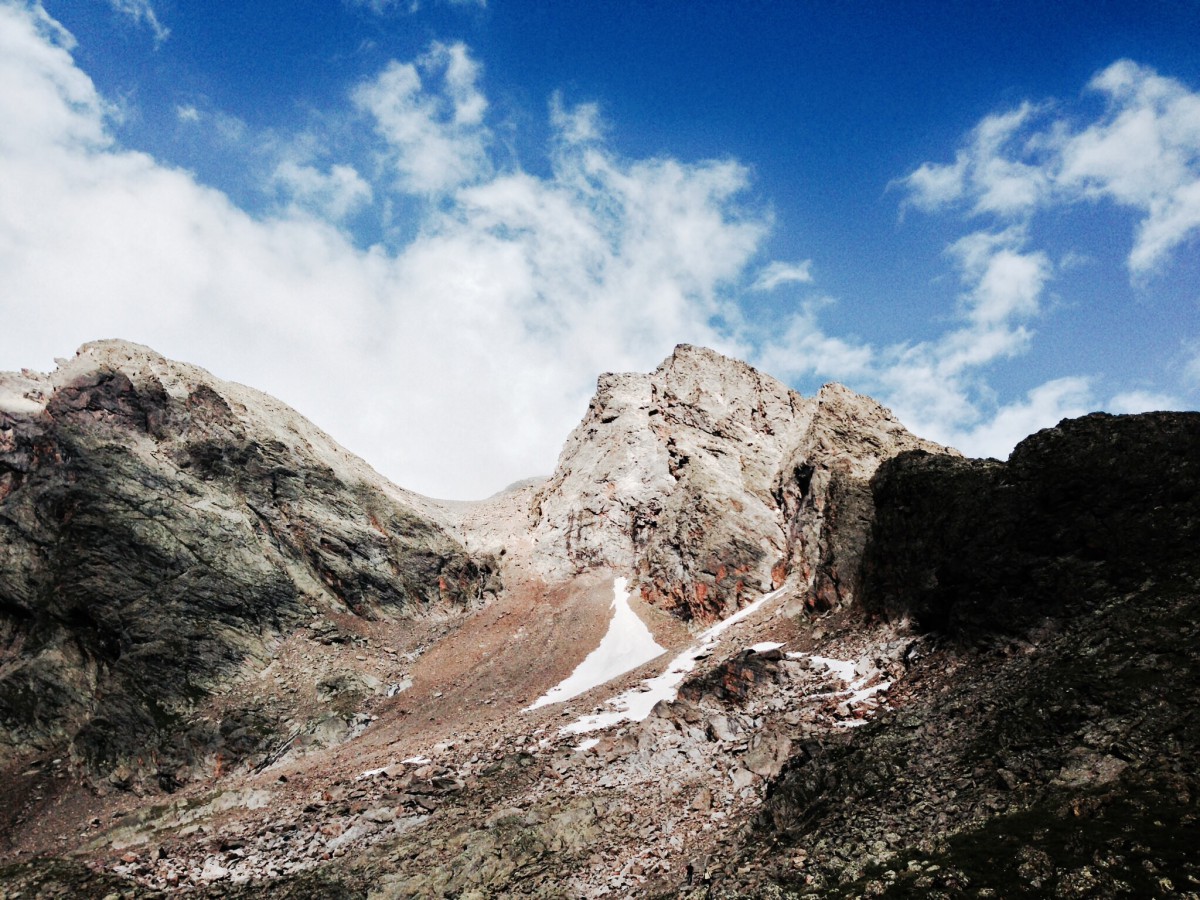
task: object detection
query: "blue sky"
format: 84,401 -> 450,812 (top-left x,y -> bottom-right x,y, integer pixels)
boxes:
2,0 -> 1199,498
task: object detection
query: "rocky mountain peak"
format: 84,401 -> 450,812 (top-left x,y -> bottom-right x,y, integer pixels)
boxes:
0,342 -> 497,791
5,341 -> 1197,900
527,345 -> 951,622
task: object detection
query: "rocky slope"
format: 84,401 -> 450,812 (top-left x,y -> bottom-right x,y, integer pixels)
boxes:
0,341 -> 497,795
0,342 -> 1196,900
706,411 -> 1200,898
526,345 -> 945,622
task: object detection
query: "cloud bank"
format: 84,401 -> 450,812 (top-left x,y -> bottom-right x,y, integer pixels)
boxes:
0,4 -> 1196,496
899,60 -> 1200,277
0,2 -> 762,497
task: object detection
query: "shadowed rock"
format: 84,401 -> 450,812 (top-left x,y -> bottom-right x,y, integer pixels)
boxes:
0,341 -> 497,786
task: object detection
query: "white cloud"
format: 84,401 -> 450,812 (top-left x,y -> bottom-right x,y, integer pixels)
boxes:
757,226 -> 1056,458
2,6 -> 1190,498
754,298 -> 871,382
897,103 -> 1050,217
550,93 -> 603,145
0,3 -> 108,156
106,0 -> 168,43
0,4 -> 762,499
175,104 -> 200,123
947,377 -> 1095,458
1059,60 -> 1200,274
273,159 -> 373,221
751,260 -> 813,291
899,60 -> 1200,277
947,227 -> 1049,329
1106,388 -> 1183,414
352,42 -> 491,195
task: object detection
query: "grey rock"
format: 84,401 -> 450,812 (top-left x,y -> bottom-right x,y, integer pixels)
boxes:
528,346 -> 953,622
529,345 -> 813,620
0,341 -> 497,784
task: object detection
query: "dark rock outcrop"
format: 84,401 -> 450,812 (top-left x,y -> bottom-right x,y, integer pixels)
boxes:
722,411 -> 1200,897
0,341 -> 497,785
863,411 -> 1200,635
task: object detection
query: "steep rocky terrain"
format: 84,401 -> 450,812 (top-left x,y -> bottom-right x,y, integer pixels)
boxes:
704,412 -> 1200,898
527,345 -> 943,622
0,342 -> 1197,900
0,341 -> 497,798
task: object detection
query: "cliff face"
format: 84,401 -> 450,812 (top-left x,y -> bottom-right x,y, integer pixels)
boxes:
1,341 -> 1196,900
0,341 -> 497,784
528,345 -> 949,621
731,410 -> 1200,898
863,411 -> 1200,634
775,383 -> 952,615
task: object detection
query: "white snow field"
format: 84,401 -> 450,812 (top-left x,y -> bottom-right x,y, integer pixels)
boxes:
526,577 -> 667,711
562,586 -> 788,735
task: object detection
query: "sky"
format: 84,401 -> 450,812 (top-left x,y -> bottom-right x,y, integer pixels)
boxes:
2,0 -> 1199,499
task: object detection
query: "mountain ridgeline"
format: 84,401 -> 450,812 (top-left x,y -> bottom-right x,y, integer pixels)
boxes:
0,342 -> 498,786
0,340 -> 1196,899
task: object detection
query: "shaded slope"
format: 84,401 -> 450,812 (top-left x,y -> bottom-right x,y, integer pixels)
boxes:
709,412 -> 1200,898
0,341 -> 497,788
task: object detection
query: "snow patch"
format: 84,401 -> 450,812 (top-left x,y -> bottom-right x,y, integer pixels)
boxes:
847,680 -> 892,705
806,655 -> 857,683
0,387 -> 43,415
402,755 -> 431,765
748,641 -> 783,654
574,737 -> 600,753
562,586 -> 787,735
526,577 -> 666,710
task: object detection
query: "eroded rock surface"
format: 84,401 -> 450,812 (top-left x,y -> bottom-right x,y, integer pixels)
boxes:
528,345 -> 949,623
0,341 -> 497,787
775,383 -> 953,615
1,342 -> 1197,900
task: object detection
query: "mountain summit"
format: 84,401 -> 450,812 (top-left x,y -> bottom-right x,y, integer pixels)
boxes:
1,341 -> 1197,899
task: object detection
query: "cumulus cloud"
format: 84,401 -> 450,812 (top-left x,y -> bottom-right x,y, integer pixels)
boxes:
1106,388 -> 1183,414
756,226 -> 1057,458
352,41 -> 491,195
898,103 -> 1051,217
949,377 -> 1095,457
2,4 -> 1192,495
273,159 -> 373,221
0,3 -> 760,498
898,60 -> 1200,277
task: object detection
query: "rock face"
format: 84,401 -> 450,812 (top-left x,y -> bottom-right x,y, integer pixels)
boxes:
529,345 -> 813,622
528,345 -> 948,621
775,382 -> 952,614
0,341 -> 496,785
729,410 -> 1200,898
863,411 -> 1200,634
1,340 -> 1197,900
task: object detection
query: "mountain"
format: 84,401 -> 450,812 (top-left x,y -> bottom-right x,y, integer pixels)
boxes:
0,341 -> 1196,899
0,341 -> 497,794
527,345 -> 947,621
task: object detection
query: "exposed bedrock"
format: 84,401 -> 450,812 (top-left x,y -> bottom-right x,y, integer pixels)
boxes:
0,341 -> 497,786
528,344 -> 952,622
862,410 -> 1200,635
